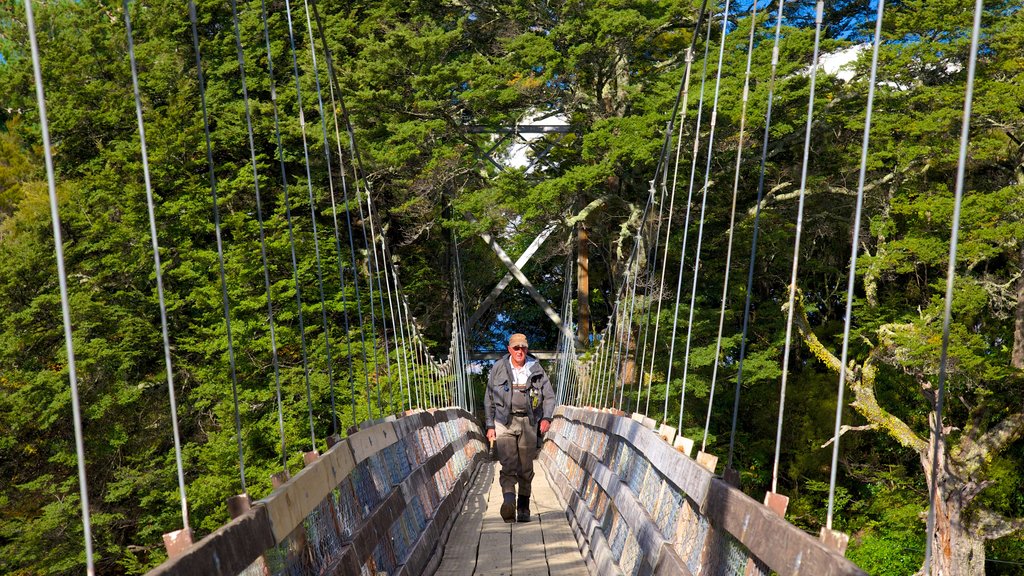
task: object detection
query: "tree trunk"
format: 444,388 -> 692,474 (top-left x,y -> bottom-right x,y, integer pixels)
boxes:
920,431 -> 986,576
578,223 -> 591,347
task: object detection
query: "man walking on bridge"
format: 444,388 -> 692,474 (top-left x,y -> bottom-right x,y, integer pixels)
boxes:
485,333 -> 555,523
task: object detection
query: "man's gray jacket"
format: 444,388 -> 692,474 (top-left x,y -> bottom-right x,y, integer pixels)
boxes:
484,354 -> 555,430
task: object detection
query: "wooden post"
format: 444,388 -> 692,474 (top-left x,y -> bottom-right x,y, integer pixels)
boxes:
303,450 -> 320,466
161,527 -> 193,558
819,527 -> 850,554
696,451 -> 718,474
227,493 -> 252,519
271,470 -> 290,489
578,223 -> 591,347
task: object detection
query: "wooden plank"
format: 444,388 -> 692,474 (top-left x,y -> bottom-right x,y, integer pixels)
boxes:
476,528 -> 512,575
606,413 -> 711,505
348,420 -> 399,463
147,505 -> 274,576
435,464 -> 492,575
512,519 -> 547,574
744,493 -> 790,576
321,438 -> 356,489
262,445 -> 335,542
705,479 -> 868,576
405,452 -> 482,576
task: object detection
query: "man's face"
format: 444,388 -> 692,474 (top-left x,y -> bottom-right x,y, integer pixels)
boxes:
509,343 -> 527,365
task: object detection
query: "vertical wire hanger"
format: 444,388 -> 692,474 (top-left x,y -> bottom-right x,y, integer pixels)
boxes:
22,1 -> 95,571
123,0 -> 192,525
924,0 -> 984,567
770,0 -> 826,490
307,0 -> 374,428
702,0 -> 761,453
298,0 -> 345,434
645,0 -> 713,419
665,15 -> 715,430
280,0 -> 323,453
826,0 -> 888,530
679,0 -> 735,440
726,0 -> 787,473
189,0 -> 246,497
240,0 -> 291,469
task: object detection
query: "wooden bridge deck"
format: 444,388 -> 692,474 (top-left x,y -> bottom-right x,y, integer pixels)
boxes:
435,459 -> 590,576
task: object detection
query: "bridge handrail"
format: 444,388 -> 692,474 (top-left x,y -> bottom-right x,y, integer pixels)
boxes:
147,408 -> 486,576
542,406 -> 867,576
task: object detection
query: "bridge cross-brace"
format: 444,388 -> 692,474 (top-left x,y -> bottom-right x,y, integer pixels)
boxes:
465,214 -> 574,342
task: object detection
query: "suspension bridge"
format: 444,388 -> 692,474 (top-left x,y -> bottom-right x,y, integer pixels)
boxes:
6,0 -> 1017,575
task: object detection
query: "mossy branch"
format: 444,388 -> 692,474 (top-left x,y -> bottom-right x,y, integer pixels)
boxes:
787,290 -> 928,453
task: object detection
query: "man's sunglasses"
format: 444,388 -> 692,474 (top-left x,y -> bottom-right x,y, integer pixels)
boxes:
511,345 -> 528,351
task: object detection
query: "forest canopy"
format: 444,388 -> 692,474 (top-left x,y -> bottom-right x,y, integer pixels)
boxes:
0,0 -> 1022,574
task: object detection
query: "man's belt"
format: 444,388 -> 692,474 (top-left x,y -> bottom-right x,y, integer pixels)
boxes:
511,410 -> 530,416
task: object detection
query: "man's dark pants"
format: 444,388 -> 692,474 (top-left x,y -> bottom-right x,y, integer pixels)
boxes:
494,413 -> 538,498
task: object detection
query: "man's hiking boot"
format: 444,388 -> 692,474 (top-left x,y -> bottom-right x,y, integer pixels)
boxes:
517,495 -> 530,522
500,493 -> 516,522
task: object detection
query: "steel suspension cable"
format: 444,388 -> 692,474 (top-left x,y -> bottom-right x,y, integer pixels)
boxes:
644,115 -> 691,416
726,0 -> 786,472
599,304 -> 618,406
609,211 -> 652,409
455,244 -> 472,409
638,0 -> 712,416
614,196 -> 656,409
246,0 -> 290,469
368,212 -> 398,411
558,252 -> 575,404
666,18 -> 715,431
651,0 -> 712,185
618,192 -> 659,407
305,54 -> 385,416
702,0 -> 760,453
353,175 -> 386,413
307,0 -> 374,426
189,0 -> 244,496
299,0 -> 345,433
925,0 -> 983,565
636,182 -> 663,413
401,295 -> 420,409
386,267 -> 414,411
771,0 -> 825,492
23,1 -> 94,570
644,0 -> 713,416
826,0 -> 887,530
124,0 -> 192,523
679,0 -> 735,435
373,221 -> 409,411
280,0 -> 326,452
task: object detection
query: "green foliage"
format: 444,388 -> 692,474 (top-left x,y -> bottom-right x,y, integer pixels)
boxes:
1,0 -> 1024,574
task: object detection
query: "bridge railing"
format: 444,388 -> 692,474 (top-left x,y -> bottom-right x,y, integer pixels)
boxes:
541,406 -> 867,576
148,408 -> 486,576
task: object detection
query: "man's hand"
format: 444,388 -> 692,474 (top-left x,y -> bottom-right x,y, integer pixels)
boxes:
539,420 -> 550,435
487,428 -> 496,442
